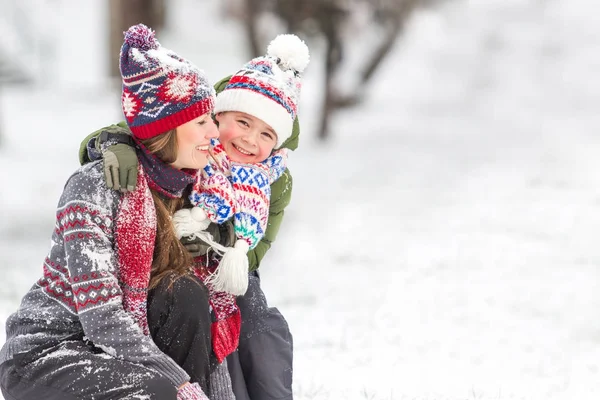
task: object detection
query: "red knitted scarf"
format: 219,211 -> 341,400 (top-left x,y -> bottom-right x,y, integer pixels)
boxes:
116,164 -> 241,362
193,254 -> 241,363
116,165 -> 156,335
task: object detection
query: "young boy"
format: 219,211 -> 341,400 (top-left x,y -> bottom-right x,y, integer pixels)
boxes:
173,127 -> 289,297
80,34 -> 309,400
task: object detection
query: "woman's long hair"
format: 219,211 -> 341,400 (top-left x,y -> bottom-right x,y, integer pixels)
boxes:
140,130 -> 194,289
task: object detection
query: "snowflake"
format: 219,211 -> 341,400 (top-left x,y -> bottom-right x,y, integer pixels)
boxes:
158,72 -> 198,103
122,90 -> 142,121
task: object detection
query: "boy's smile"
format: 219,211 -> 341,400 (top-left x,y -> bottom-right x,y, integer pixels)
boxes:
232,143 -> 254,156
216,111 -> 278,164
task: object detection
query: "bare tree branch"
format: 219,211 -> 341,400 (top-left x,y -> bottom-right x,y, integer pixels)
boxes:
224,0 -> 435,141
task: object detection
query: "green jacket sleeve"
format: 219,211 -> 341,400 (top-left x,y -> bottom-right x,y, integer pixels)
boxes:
78,130 -> 99,165
78,121 -> 130,165
247,168 -> 293,271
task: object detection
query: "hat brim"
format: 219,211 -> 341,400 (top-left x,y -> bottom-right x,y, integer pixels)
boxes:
214,89 -> 293,149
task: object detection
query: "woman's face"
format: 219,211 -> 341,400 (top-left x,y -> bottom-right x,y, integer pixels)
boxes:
171,112 -> 219,170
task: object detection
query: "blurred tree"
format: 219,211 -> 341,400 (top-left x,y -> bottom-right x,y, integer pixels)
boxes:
224,0 -> 434,140
0,85 -> 3,148
108,0 -> 168,79
0,52 -> 34,148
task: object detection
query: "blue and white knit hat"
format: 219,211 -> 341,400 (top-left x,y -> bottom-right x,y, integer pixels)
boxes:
119,24 -> 215,140
214,34 -> 309,148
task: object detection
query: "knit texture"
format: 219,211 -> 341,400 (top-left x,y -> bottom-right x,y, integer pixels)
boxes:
208,359 -> 235,400
117,164 -> 156,335
119,24 -> 215,140
0,162 -> 190,389
189,139 -> 287,250
193,255 -> 241,363
214,34 -> 309,148
177,382 -> 209,400
118,141 -> 201,334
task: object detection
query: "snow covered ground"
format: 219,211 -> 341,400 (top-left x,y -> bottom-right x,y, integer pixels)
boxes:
1,0 -> 600,399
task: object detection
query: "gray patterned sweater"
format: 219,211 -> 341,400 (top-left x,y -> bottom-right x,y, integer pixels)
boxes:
0,162 -> 190,388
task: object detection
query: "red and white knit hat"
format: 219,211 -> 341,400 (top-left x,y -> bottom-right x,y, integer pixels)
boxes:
214,34 -> 310,148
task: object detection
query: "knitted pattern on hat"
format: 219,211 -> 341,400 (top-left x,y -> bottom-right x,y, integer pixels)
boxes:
214,34 -> 309,148
189,138 -> 288,250
120,24 -> 215,140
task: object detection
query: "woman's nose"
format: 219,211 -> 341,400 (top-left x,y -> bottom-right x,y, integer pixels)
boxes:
207,119 -> 219,138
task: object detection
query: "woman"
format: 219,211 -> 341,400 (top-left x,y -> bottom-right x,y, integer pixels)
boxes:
0,24 -> 232,400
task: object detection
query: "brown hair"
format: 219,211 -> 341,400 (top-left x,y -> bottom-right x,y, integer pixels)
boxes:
140,130 -> 194,289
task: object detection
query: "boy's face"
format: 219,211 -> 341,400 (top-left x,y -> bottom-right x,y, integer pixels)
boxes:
215,111 -> 278,163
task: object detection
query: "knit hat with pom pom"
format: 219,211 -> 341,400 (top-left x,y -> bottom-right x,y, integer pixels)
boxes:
119,24 -> 215,140
214,34 -> 310,148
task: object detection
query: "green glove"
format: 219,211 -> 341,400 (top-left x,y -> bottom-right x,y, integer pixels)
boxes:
102,143 -> 138,192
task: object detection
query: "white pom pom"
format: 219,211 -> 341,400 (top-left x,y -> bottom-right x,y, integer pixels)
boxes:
190,207 -> 208,222
172,208 -> 210,239
267,34 -> 310,73
207,240 -> 250,295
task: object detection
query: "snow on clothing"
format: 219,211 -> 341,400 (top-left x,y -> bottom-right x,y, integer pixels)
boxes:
0,162 -> 182,378
78,115 -> 296,272
80,125 -> 244,364
0,160 -> 231,399
0,339 -> 180,400
70,70 -> 298,396
0,275 -> 233,400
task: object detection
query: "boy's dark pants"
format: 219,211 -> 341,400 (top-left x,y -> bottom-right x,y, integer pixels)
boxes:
227,272 -> 294,400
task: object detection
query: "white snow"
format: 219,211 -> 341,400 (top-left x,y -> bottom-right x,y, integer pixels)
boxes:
1,0 -> 599,399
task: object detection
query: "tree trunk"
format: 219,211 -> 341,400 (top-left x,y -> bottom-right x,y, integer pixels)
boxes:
331,0 -> 421,110
0,84 -> 3,148
108,0 -> 167,79
360,0 -> 419,86
242,0 -> 262,58
318,34 -> 340,141
317,4 -> 345,141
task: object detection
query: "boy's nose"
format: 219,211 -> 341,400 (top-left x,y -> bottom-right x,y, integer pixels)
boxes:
241,132 -> 257,146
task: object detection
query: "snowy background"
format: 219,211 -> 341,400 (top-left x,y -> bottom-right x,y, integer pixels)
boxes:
1,0 -> 600,399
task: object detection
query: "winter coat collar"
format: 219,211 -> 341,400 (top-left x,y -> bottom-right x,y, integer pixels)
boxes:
134,138 -> 197,199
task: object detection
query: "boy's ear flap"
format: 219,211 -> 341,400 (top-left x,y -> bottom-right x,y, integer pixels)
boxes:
280,116 -> 299,151
214,75 -> 233,95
